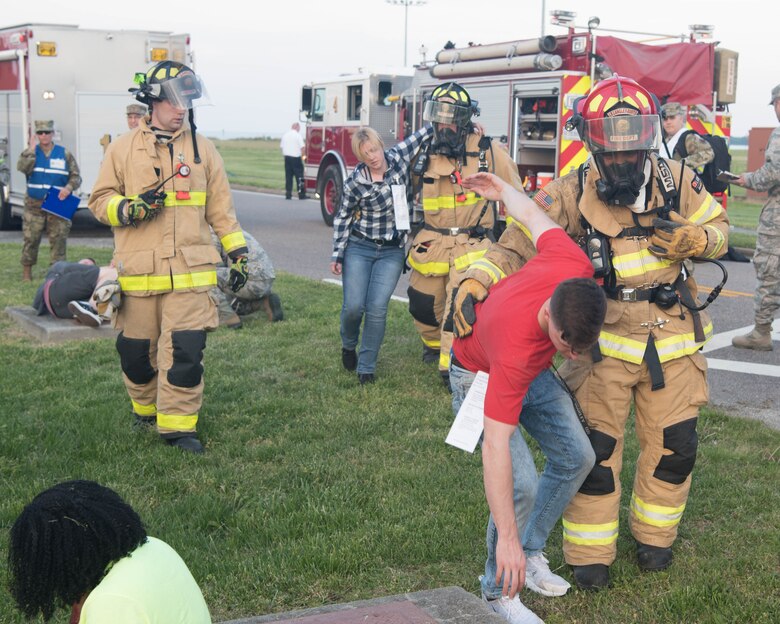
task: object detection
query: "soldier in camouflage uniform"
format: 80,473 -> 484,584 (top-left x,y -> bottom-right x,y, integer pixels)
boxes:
211,229 -> 283,329
17,120 -> 81,281
661,102 -> 715,170
731,84 -> 780,350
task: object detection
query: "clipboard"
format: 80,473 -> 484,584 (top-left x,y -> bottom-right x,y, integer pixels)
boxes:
41,187 -> 81,221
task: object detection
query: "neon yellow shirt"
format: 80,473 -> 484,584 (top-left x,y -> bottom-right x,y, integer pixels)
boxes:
79,536 -> 211,623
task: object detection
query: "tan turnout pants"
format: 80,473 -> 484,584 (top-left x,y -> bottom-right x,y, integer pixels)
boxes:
115,291 -> 218,437
560,352 -> 708,566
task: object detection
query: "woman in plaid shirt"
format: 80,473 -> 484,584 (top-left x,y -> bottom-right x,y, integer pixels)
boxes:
330,124 -> 433,385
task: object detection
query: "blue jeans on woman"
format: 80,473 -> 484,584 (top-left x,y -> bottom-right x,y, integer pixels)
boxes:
341,235 -> 405,375
449,364 -> 595,599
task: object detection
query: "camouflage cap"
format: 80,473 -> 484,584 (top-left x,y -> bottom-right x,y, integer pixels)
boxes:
769,84 -> 780,105
34,120 -> 54,132
661,102 -> 684,118
126,103 -> 147,116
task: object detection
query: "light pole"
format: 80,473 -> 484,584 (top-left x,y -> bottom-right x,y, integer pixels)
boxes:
386,0 -> 427,66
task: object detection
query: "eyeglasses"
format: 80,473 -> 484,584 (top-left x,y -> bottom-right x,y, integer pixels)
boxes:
36,130 -> 53,135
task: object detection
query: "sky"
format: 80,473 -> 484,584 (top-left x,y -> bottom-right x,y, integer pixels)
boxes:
4,0 -> 778,137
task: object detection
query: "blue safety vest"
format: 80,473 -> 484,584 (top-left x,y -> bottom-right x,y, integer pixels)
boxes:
27,145 -> 69,200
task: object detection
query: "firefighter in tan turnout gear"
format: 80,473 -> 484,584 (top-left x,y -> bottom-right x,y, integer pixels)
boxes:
89,61 -> 248,454
406,82 -> 522,385
453,76 -> 729,590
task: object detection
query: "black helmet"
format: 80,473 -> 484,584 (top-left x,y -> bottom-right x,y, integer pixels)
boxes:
423,82 -> 479,158
131,61 -> 205,109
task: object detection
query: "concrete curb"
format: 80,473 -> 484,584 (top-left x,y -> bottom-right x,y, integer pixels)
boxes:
4,306 -> 118,343
218,586 -> 506,624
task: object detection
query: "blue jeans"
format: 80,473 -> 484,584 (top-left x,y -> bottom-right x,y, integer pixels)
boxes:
450,363 -> 595,599
341,236 -> 404,374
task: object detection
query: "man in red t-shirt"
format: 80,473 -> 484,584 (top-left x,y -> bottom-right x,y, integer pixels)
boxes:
450,173 -> 606,624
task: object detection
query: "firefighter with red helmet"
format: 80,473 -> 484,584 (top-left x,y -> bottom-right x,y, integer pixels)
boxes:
89,61 -> 248,454
407,82 -> 522,386
452,75 -> 729,589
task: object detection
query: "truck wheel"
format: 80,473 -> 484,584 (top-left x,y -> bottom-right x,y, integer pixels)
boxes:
0,186 -> 20,230
320,165 -> 342,227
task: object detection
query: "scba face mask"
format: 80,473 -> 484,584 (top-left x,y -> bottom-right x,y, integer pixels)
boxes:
594,151 -> 648,206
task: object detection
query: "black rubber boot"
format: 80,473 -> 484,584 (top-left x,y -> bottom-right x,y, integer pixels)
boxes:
636,542 -> 673,571
266,292 -> 284,322
341,348 -> 357,371
132,414 -> 156,431
572,564 -> 610,590
422,345 -> 439,364
165,436 -> 205,454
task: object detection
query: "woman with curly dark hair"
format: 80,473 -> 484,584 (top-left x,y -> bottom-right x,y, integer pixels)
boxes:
8,480 -> 210,623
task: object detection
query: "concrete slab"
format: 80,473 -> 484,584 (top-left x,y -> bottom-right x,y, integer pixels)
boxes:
5,306 -> 118,343
219,587 -> 505,624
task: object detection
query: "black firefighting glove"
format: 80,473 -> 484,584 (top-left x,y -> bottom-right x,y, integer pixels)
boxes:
119,190 -> 166,226
648,212 -> 708,260
452,278 -> 490,337
228,255 -> 249,292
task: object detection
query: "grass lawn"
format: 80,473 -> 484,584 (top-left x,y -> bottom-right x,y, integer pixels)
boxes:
212,138 -> 286,190
0,243 -> 778,623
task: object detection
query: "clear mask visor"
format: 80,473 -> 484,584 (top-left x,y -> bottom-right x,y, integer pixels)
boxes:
422,100 -> 472,128
585,115 -> 661,153
159,72 -> 211,109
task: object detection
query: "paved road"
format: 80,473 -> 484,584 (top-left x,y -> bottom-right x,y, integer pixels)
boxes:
4,190 -> 778,429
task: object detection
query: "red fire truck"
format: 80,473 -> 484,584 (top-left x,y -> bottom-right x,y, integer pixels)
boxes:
300,20 -> 737,226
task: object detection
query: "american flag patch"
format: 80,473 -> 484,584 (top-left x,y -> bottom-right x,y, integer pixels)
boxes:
533,189 -> 554,210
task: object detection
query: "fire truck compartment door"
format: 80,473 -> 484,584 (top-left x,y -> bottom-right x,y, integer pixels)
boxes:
76,93 -> 136,196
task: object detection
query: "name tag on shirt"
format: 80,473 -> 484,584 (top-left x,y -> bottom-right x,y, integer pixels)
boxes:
445,370 -> 488,453
391,184 -> 410,231
49,158 -> 66,170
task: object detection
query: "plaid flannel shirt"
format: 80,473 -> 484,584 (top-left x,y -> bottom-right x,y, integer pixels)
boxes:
331,125 -> 433,263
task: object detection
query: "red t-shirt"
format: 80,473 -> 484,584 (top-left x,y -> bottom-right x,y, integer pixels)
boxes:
452,228 -> 593,425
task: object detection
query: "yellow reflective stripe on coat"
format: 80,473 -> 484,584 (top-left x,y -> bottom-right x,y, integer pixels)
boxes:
172,270 -> 217,289
131,400 -> 156,416
422,192 -> 481,211
119,269 -> 217,293
562,518 -> 619,546
611,249 -> 674,280
654,323 -> 713,360
598,323 -> 712,364
407,254 -> 450,276
469,259 -> 506,285
688,193 -> 723,226
162,191 -> 207,206
220,230 -> 247,254
107,195 -> 125,226
453,248 -> 488,272
703,225 -> 726,258
157,412 -> 198,431
439,351 -> 451,369
504,216 -> 532,242
630,493 -> 685,528
119,274 -> 173,292
598,331 -> 646,364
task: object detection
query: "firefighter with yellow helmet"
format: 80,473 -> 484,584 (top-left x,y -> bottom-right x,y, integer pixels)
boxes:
89,61 -> 249,454
406,82 -> 522,386
453,75 -> 729,589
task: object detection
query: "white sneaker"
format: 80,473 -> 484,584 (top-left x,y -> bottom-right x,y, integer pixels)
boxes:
482,593 -> 544,624
68,300 -> 101,327
525,554 -> 571,597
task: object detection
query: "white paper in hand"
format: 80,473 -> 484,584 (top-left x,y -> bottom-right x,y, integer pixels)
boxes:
391,184 -> 410,231
446,370 -> 488,453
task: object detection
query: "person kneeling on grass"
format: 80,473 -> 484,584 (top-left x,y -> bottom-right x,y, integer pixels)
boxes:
8,480 -> 211,624
450,172 -> 606,624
